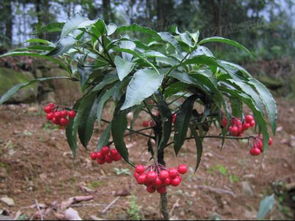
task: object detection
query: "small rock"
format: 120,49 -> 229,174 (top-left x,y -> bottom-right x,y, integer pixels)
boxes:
0,196 -> 15,206
241,181 -> 254,196
276,126 -> 283,132
204,152 -> 213,158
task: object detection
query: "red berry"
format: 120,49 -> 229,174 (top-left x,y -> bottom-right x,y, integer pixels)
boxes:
249,120 -> 255,127
157,186 -> 167,194
97,158 -> 105,164
134,172 -> 140,179
54,111 -> 62,118
137,174 -> 147,184
43,105 -> 53,113
135,165 -> 145,174
242,123 -> 251,131
249,148 -> 261,156
90,152 -> 98,160
256,139 -> 263,151
146,185 -> 156,193
60,110 -> 68,117
155,177 -> 163,187
68,110 -> 76,118
221,118 -> 227,128
245,115 -> 254,123
172,113 -> 177,124
149,121 -> 156,127
229,126 -> 238,136
159,170 -> 169,180
163,178 -> 171,185
112,153 -> 122,161
59,117 -> 69,126
101,146 -> 110,155
168,168 -> 179,178
146,171 -> 157,183
177,164 -> 188,174
170,176 -> 181,186
268,137 -> 273,146
46,112 -> 54,120
105,155 -> 113,163
96,152 -> 103,160
142,121 -> 150,127
51,117 -> 60,124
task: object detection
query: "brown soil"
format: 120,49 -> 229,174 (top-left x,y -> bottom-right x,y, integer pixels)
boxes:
0,98 -> 294,220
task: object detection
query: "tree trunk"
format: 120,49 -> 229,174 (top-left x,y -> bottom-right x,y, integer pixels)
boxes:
103,0 -> 111,23
4,0 -> 13,46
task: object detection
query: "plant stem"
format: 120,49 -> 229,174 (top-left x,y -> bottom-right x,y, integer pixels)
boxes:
157,140 -> 169,220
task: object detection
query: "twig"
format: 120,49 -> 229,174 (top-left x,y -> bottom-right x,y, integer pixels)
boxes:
169,199 -> 180,217
35,199 -> 44,221
101,196 -> 120,214
193,185 -> 236,197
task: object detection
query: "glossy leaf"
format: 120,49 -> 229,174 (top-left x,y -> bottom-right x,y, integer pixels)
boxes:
96,123 -> 111,151
174,95 -> 197,155
121,68 -> 164,110
199,36 -> 251,55
190,126 -> 203,172
114,56 -> 135,81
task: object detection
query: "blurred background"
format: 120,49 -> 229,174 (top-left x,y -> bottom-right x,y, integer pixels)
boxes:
0,0 -> 294,104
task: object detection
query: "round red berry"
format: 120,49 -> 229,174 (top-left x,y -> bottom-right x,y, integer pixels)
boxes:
46,112 -> 54,120
60,110 -> 68,117
170,176 -> 181,186
142,121 -> 150,127
146,185 -> 156,193
149,121 -> 156,127
101,146 -> 110,155
157,186 -> 167,194
134,172 -> 140,179
177,164 -> 188,174
96,152 -> 103,160
245,115 -> 254,123
90,152 -> 97,160
44,105 -> 53,113
146,171 -> 157,183
135,165 -> 145,174
68,110 -> 76,118
51,117 -> 60,124
168,168 -> 179,178
163,178 -> 171,185
137,174 -> 147,184
159,170 -> 169,180
249,120 -> 255,127
112,153 -> 122,161
105,155 -> 113,163
59,117 -> 69,126
155,177 -> 163,187
268,137 -> 273,146
96,158 -> 105,164
249,148 -> 261,156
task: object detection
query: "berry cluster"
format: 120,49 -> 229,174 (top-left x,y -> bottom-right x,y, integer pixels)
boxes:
222,114 -> 255,136
43,103 -> 76,126
90,146 -> 122,164
249,136 -> 273,156
133,164 -> 188,194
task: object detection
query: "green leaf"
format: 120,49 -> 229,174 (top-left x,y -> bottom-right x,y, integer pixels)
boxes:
0,51 -> 69,72
96,84 -> 120,123
26,38 -> 53,45
114,56 -> 135,81
256,194 -> 275,219
158,32 -> 181,51
96,123 -> 111,151
0,76 -> 70,105
199,36 -> 252,55
61,15 -> 93,39
116,24 -> 161,41
179,32 -> 194,47
36,22 -> 64,34
121,68 -> 164,110
183,55 -> 219,67
107,23 -> 117,35
174,95 -> 197,155
164,82 -> 189,98
91,19 -> 107,38
92,72 -> 119,92
249,79 -> 277,134
77,93 -> 100,147
190,126 -> 203,172
111,104 -> 132,166
77,63 -> 93,89
230,97 -> 243,118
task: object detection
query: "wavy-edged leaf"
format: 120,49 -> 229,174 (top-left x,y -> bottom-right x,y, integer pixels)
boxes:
77,93 -> 99,147
96,123 -> 111,151
111,104 -> 132,166
174,95 -> 197,155
249,79 -> 277,134
114,56 -> 135,81
199,36 -> 251,55
121,68 -> 164,110
190,125 -> 203,172
0,51 -> 69,72
0,76 -> 70,104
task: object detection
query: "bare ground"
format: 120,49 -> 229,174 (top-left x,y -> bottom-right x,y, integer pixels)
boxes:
0,98 -> 294,220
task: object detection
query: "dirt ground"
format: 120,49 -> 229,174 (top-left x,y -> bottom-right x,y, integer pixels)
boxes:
0,98 -> 294,220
